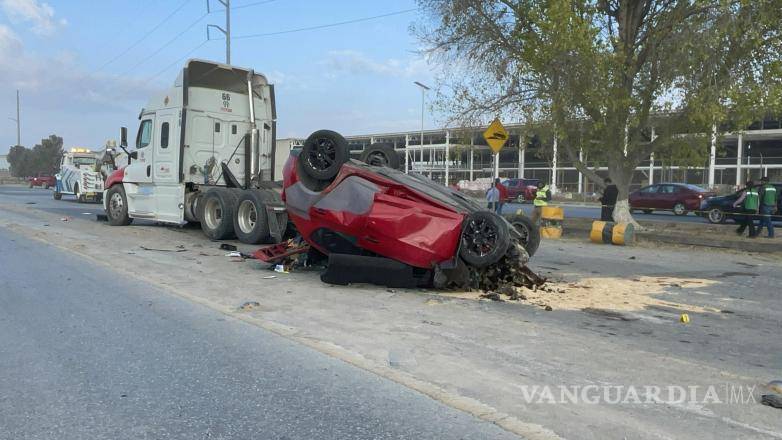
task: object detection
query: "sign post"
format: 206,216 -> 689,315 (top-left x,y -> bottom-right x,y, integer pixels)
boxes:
483,118 -> 508,180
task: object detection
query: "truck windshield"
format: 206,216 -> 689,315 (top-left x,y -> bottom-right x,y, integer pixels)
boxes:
73,157 -> 96,167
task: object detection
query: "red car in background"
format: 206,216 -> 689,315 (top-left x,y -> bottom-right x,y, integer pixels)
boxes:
503,178 -> 540,202
629,183 -> 713,216
28,173 -> 56,189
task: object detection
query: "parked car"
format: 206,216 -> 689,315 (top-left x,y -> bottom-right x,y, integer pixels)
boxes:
282,130 -> 540,286
629,183 -> 713,216
700,183 -> 782,224
28,173 -> 56,189
503,178 -> 540,202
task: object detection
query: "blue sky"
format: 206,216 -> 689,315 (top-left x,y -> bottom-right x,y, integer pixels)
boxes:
0,0 -> 438,153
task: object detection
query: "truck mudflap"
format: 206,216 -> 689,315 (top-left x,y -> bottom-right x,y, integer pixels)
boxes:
264,202 -> 287,243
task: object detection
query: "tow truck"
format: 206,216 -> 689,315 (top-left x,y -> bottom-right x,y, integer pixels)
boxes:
54,148 -> 104,202
103,59 -> 287,244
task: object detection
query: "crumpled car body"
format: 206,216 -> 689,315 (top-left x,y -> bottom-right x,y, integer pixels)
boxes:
283,150 -> 512,269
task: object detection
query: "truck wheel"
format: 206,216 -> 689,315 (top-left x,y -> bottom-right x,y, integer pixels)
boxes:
53,191 -> 62,200
300,130 -> 349,181
508,214 -> 540,257
234,190 -> 271,244
198,188 -> 238,240
360,143 -> 401,170
459,211 -> 510,268
106,185 -> 132,226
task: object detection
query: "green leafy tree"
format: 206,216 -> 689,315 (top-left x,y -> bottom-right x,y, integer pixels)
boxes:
7,135 -> 64,178
416,0 -> 782,224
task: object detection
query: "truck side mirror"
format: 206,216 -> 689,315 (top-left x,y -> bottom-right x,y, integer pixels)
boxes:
120,127 -> 128,147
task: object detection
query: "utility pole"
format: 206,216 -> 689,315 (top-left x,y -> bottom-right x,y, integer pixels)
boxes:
7,90 -> 20,146
207,0 -> 231,64
414,81 -> 429,174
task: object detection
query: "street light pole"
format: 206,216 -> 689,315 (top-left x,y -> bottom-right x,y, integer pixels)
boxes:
414,81 -> 429,174
8,90 -> 20,146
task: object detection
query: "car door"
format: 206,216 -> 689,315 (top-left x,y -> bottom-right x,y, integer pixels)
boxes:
124,116 -> 156,216
152,109 -> 184,223
636,185 -> 656,209
658,185 -> 676,209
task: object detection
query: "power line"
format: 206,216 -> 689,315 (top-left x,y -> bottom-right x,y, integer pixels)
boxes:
230,0 -> 278,11
233,7 -> 418,40
96,0 -> 193,72
145,39 -> 212,83
119,12 -> 210,77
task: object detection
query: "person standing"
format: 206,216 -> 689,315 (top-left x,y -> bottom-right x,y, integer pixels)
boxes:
600,178 -> 619,222
733,180 -> 759,238
531,180 -> 551,224
495,178 -> 508,214
758,176 -> 778,238
486,181 -> 500,212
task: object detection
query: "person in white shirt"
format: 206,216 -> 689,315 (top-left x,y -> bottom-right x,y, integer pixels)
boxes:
486,182 -> 500,212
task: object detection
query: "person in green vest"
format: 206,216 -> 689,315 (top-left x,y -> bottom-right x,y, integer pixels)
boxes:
758,176 -> 778,238
531,181 -> 551,225
733,180 -> 759,238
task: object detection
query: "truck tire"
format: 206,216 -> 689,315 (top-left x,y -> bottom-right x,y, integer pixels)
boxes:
359,143 -> 401,170
234,189 -> 271,244
106,185 -> 132,226
300,130 -> 349,181
508,214 -> 540,257
459,211 -> 510,268
198,188 -> 238,240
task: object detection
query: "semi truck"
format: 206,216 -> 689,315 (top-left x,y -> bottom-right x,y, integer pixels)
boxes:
54,148 -> 104,202
103,59 -> 287,244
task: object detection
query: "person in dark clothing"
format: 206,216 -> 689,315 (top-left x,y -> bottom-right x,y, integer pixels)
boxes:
758,176 -> 778,238
733,180 -> 759,238
600,178 -> 619,222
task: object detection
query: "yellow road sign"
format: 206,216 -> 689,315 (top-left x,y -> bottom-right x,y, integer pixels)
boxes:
483,118 -> 509,153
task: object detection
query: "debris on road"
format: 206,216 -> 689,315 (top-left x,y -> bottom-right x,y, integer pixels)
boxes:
680,313 -> 690,323
767,380 -> 782,394
60,217 -> 70,222
220,243 -> 237,251
238,301 -> 261,311
141,245 -> 186,252
761,394 -> 782,409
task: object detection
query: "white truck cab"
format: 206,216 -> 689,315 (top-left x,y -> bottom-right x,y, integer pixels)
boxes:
54,148 -> 104,202
103,59 -> 287,244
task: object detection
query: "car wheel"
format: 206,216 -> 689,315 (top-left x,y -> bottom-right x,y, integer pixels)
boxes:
508,214 -> 540,257
707,208 -> 725,224
359,143 -> 401,170
673,202 -> 686,216
198,188 -> 238,240
643,209 -> 653,214
459,211 -> 510,268
300,130 -> 349,181
516,195 -> 525,203
106,185 -> 132,226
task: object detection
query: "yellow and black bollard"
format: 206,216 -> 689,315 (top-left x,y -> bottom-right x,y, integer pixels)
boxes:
590,221 -> 635,245
540,206 -> 564,239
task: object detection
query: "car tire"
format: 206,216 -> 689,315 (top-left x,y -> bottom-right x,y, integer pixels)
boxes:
359,143 -> 401,170
300,130 -> 349,182
198,188 -> 239,240
459,211 -> 510,268
707,208 -> 726,224
673,202 -> 687,216
106,185 -> 132,226
643,209 -> 653,214
234,189 -> 272,244
508,214 -> 540,258
516,195 -> 525,203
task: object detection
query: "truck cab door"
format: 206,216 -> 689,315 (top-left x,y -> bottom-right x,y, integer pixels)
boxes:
151,109 -> 184,223
123,116 -> 157,218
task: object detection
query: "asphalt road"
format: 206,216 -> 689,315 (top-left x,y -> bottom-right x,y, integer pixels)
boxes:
0,226 -> 517,440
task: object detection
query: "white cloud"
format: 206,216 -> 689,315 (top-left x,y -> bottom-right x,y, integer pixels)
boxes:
323,50 -> 430,78
1,0 -> 66,36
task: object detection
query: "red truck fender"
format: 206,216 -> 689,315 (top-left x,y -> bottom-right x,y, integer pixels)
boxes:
105,167 -> 125,189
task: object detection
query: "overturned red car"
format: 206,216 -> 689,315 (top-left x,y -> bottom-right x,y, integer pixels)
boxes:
282,130 -> 539,286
